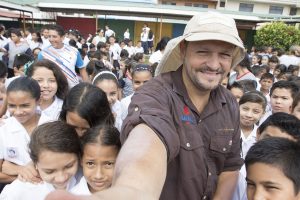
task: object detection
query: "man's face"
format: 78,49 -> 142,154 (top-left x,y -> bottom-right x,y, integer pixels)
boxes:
181,40 -> 234,92
246,163 -> 300,200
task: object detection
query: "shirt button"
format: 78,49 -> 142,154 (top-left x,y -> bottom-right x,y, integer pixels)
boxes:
186,143 -> 191,147
223,147 -> 227,152
229,140 -> 232,146
198,119 -> 202,123
134,107 -> 139,112
203,196 -> 207,200
208,172 -> 212,176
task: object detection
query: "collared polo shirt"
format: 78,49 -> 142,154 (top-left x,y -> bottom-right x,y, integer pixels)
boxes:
122,66 -> 243,200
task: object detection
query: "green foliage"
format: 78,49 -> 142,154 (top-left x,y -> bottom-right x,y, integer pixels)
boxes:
254,22 -> 300,51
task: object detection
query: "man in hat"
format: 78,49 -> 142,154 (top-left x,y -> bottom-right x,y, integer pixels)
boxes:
46,12 -> 245,200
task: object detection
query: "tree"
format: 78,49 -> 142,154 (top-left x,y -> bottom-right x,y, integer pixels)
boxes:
254,21 -> 300,51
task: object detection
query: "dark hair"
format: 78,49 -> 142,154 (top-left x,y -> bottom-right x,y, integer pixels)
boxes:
287,65 -> 300,74
120,49 -> 129,59
275,64 -> 287,73
237,79 -> 257,93
292,93 -> 300,113
132,63 -> 152,78
245,137 -> 300,195
228,81 -> 244,91
97,42 -> 106,50
31,29 -> 43,44
7,76 -> 40,100
59,82 -> 114,127
155,37 -> 170,51
69,39 -> 78,48
92,71 -> 119,88
133,53 -> 144,62
47,24 -> 65,37
239,91 -> 267,110
257,112 -> 300,141
10,28 -> 22,37
252,54 -> 262,65
81,125 -> 121,155
251,65 -> 264,77
86,60 -> 109,79
270,81 -> 299,100
89,43 -> 95,49
29,121 -> 81,163
26,59 -> 69,99
0,60 -> 7,78
260,72 -> 274,82
238,54 -> 251,69
269,55 -> 279,63
13,53 -> 33,70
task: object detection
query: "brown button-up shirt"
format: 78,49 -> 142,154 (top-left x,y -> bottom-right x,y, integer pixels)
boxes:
121,66 -> 243,200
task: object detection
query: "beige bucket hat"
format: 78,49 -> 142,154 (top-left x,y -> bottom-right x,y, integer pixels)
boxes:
155,12 -> 245,76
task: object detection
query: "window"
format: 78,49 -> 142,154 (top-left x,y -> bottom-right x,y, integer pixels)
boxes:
184,3 -> 208,8
269,5 -> 283,14
290,7 -> 297,15
162,1 -> 176,5
194,3 -> 208,8
220,1 -> 226,8
239,3 -> 254,12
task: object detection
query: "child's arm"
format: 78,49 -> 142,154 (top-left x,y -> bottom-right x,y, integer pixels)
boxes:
0,159 -> 16,183
1,161 -> 42,183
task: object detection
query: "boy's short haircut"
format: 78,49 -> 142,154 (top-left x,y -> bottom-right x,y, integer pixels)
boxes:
237,79 -> 257,92
237,54 -> 251,69
260,72 -> 274,82
257,112 -> 300,141
270,80 -> 299,99
227,81 -> 244,91
274,64 -> 287,73
97,41 -> 106,50
245,137 -> 300,195
0,60 -> 7,78
251,65 -> 264,76
269,55 -> 279,63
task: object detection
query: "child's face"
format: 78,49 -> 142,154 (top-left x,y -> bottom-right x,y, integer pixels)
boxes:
261,57 -> 269,65
252,56 -> 259,65
269,62 -> 277,70
260,78 -> 273,92
66,111 -> 90,137
230,87 -> 244,103
137,42 -> 141,48
240,102 -> 265,128
7,91 -> 38,125
95,79 -> 118,106
11,33 -> 20,43
132,71 -> 152,91
31,67 -> 58,103
271,88 -> 293,114
257,125 -> 297,141
81,144 -> 118,193
36,150 -> 78,190
273,69 -> 281,77
13,66 -> 25,76
246,163 -> 300,200
292,102 -> 300,120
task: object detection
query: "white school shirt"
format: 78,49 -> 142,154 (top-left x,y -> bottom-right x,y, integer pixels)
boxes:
0,114 -> 52,166
38,96 -> 63,120
149,50 -> 162,64
241,125 -> 257,160
0,177 -> 76,200
134,46 -> 144,54
232,168 -> 247,200
120,93 -> 133,119
112,100 -> 126,132
71,176 -> 91,195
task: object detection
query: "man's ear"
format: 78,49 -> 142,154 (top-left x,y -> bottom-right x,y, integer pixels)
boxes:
179,41 -> 187,60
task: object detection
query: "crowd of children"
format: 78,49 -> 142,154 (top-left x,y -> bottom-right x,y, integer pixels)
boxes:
0,21 -> 300,200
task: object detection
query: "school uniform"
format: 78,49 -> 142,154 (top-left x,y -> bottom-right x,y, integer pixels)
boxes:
70,176 -> 91,195
38,96 -> 63,120
120,93 -> 133,119
112,100 -> 126,132
241,125 -> 257,159
0,114 -> 52,166
0,176 -> 76,200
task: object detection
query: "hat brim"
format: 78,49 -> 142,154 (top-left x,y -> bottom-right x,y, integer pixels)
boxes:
155,33 -> 245,76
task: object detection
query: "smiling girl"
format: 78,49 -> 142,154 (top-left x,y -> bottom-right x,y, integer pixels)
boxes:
26,59 -> 68,120
0,77 -> 51,185
0,121 -> 81,199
